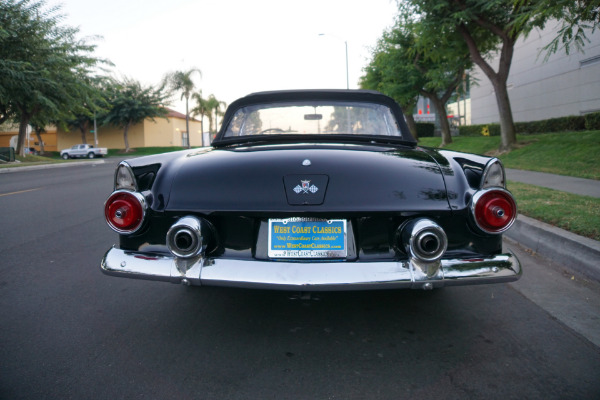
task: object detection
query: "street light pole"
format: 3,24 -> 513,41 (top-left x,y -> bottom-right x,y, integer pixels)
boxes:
319,33 -> 349,90
344,40 -> 349,90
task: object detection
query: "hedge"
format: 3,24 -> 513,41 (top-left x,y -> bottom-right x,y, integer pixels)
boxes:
458,111 -> 600,136
585,111 -> 600,130
416,122 -> 435,137
459,124 -> 501,137
515,115 -> 585,133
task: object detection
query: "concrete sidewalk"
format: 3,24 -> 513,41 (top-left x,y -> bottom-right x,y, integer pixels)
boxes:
506,168 -> 600,198
504,168 -> 599,282
506,215 -> 600,282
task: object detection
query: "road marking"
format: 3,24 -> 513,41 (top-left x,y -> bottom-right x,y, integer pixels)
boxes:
0,188 -> 42,197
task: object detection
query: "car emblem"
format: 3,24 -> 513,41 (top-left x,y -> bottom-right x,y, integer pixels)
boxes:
293,180 -> 318,194
302,159 -> 311,166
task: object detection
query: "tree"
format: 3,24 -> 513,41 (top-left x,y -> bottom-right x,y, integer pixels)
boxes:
206,94 -> 226,133
162,68 -> 202,148
404,0 -> 547,151
29,106 -> 59,154
193,93 -> 226,136
0,0 -> 104,155
521,0 -> 600,59
103,78 -> 169,152
361,16 -> 471,145
190,91 -> 210,145
360,31 -> 423,139
63,76 -> 111,144
410,20 -> 473,146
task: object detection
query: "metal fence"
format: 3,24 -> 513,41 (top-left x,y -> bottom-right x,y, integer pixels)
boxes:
0,147 -> 15,162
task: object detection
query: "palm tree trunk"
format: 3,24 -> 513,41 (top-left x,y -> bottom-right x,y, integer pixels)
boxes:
185,96 -> 190,148
201,116 -> 205,146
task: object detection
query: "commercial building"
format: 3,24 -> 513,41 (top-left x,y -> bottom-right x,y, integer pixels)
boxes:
0,108 -> 205,152
470,20 -> 600,124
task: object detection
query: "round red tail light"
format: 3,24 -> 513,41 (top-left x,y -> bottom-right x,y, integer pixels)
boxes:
104,191 -> 146,234
471,188 -> 517,234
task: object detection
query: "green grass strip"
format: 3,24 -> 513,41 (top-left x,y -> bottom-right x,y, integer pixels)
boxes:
508,181 -> 600,241
419,130 -> 600,180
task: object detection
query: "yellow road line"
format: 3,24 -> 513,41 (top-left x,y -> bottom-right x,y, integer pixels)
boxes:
0,188 -> 42,197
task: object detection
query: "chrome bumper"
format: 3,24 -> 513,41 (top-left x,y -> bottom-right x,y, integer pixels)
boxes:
101,246 -> 522,290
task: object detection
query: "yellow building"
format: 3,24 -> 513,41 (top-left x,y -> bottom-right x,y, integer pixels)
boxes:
57,108 -> 204,150
0,124 -> 58,152
0,108 -> 205,152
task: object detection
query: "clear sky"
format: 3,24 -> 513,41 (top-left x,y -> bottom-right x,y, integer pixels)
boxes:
51,0 -> 398,112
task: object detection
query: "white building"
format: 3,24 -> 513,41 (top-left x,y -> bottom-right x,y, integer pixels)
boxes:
470,20 -> 600,124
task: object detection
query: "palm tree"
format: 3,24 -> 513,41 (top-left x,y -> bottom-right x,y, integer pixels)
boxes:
190,91 -> 210,145
206,94 -> 227,133
162,68 -> 201,148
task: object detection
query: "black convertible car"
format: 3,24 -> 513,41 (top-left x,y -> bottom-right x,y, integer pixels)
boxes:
101,89 -> 520,290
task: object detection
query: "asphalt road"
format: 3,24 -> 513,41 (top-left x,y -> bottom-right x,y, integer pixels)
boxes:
1,160 -> 599,399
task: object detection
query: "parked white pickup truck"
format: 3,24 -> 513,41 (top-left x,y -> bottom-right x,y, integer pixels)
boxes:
60,144 -> 108,159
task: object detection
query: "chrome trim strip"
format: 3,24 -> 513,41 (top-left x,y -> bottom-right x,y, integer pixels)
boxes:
101,247 -> 521,290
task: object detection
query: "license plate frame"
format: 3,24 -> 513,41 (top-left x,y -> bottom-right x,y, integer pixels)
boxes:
268,218 -> 347,259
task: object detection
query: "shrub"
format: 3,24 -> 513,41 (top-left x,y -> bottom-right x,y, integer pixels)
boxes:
459,114 -> 595,137
584,111 -> 600,130
416,122 -> 435,137
459,124 -> 501,136
515,115 -> 585,134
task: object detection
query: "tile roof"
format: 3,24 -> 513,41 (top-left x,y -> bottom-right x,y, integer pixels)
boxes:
165,107 -> 200,122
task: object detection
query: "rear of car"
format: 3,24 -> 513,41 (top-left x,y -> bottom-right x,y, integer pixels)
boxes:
101,90 -> 520,291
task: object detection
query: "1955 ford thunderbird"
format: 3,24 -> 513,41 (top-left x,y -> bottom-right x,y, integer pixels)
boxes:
101,89 -> 521,291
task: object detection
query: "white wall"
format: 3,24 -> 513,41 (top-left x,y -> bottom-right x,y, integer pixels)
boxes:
470,20 -> 600,124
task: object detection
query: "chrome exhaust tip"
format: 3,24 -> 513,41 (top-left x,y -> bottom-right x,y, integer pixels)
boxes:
401,218 -> 448,263
167,216 -> 206,258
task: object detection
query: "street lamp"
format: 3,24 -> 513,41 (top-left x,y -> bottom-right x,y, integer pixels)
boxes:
318,33 -> 349,89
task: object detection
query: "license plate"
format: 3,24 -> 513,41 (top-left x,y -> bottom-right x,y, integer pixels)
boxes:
268,218 -> 347,258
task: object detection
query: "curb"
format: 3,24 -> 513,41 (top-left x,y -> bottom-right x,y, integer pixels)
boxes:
0,159 -> 105,173
506,214 -> 600,282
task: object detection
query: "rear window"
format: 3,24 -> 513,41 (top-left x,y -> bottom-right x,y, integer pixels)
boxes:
223,101 -> 403,138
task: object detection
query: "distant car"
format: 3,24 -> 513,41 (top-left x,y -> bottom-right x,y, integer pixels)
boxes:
101,89 -> 520,291
60,144 -> 107,159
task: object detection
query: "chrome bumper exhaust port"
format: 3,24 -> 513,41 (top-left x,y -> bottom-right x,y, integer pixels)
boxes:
400,218 -> 448,289
401,218 -> 448,263
101,218 -> 521,290
166,216 -> 211,259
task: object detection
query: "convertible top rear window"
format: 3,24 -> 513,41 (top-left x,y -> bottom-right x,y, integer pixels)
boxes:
223,101 -> 403,139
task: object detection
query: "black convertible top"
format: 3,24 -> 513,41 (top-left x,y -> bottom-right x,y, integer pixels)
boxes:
212,89 -> 416,146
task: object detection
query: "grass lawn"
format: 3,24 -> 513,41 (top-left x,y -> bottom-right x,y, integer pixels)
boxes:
1,147 -> 190,167
0,154 -> 69,168
419,130 -> 600,180
508,181 -> 600,241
